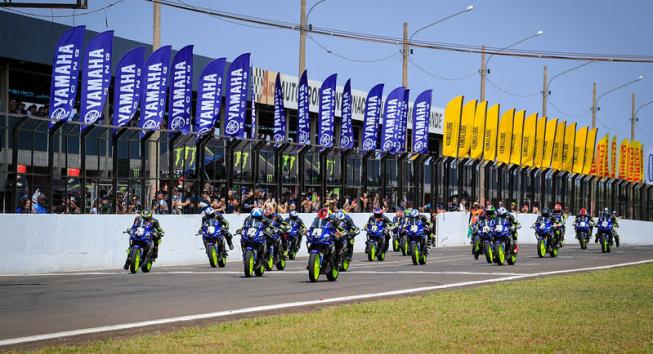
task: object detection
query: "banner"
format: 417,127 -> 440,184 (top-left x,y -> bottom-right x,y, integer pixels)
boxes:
594,134 -> 609,177
541,118 -> 558,169
470,100 -> 487,160
582,128 -> 598,175
194,58 -> 226,136
496,108 -> 515,164
456,99 -> 477,158
509,110 -> 525,165
112,47 -> 144,132
646,144 -> 653,184
572,126 -> 588,174
381,86 -> 405,152
318,73 -> 337,148
395,89 -> 410,153
618,138 -> 629,179
139,45 -> 171,139
338,79 -> 354,149
521,113 -> 537,167
482,104 -> 500,161
297,70 -> 310,144
633,140 -> 642,182
533,116 -> 547,168
224,53 -> 250,139
551,120 -> 566,171
79,30 -> 113,131
167,45 -> 193,134
411,90 -> 432,154
48,25 -> 85,130
361,84 -> 384,151
443,96 -> 464,157
561,122 -> 576,172
609,135 -> 617,178
272,72 -> 287,143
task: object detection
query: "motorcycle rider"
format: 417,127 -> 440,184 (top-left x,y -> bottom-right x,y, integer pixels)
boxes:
611,210 -> 620,247
573,208 -> 594,241
552,203 -> 566,246
393,209 -> 407,241
468,202 -> 483,243
364,208 -> 394,252
309,207 -> 344,249
496,206 -> 519,253
334,209 -> 359,260
596,209 -> 620,247
263,207 -> 286,255
199,207 -> 234,250
285,210 -> 307,250
130,209 -> 164,261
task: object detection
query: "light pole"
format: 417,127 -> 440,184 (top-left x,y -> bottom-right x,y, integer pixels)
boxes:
299,0 -> 328,78
402,5 -> 474,87
633,96 -> 653,140
480,30 -> 543,101
542,61 -> 593,117
590,75 -> 643,129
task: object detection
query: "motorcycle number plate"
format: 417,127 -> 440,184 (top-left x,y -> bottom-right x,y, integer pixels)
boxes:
579,222 -> 586,228
371,226 -> 378,232
410,225 -> 418,233
247,228 -> 257,237
313,228 -> 323,237
602,221 -> 608,227
495,225 -> 504,232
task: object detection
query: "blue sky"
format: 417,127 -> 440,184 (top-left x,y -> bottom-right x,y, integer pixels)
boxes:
5,0 -> 653,148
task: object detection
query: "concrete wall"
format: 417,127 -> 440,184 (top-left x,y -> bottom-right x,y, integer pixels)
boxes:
2,212 -> 652,275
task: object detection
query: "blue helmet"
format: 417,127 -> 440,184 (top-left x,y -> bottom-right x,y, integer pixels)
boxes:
497,207 -> 507,217
251,208 -> 263,219
410,209 -> 419,218
373,208 -> 383,218
335,210 -> 346,220
204,207 -> 215,218
289,210 -> 299,219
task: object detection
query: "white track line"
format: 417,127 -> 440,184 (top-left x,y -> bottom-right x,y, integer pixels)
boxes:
1,259 -> 651,347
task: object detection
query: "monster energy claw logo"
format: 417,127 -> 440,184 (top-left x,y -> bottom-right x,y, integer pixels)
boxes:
171,117 -> 185,131
83,110 -> 101,124
225,120 -> 240,135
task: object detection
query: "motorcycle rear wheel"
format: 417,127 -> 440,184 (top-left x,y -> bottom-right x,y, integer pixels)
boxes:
276,257 -> 286,270
401,238 -> 409,256
484,242 -> 493,264
507,245 -> 517,265
495,241 -> 505,266
265,253 -> 274,271
142,254 -> 153,273
392,237 -> 399,252
377,249 -> 386,261
340,257 -> 350,271
326,263 -> 339,281
550,246 -> 559,258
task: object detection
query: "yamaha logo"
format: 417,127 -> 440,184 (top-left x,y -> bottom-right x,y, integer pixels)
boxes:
273,134 -> 283,143
142,120 -> 158,130
170,117 -> 186,131
362,139 -> 374,150
319,134 -> 331,147
382,140 -> 394,151
225,120 -> 240,135
414,141 -> 424,152
50,107 -> 67,122
341,136 -> 350,148
197,127 -> 209,135
83,111 -> 101,124
299,131 -> 310,144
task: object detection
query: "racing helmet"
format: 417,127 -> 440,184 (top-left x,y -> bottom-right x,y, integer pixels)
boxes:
373,208 -> 384,218
612,210 -> 617,215
579,208 -> 587,216
318,207 -> 330,220
485,206 -> 495,217
204,207 -> 215,218
603,207 -> 610,215
335,210 -> 346,220
541,208 -> 551,217
410,209 -> 419,218
289,210 -> 299,220
250,208 -> 263,219
140,209 -> 153,220
497,207 -> 507,217
396,210 -> 404,218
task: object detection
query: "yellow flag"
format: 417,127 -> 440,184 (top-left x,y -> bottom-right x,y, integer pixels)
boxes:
521,113 -> 537,167
541,117 -> 558,168
582,128 -> 598,175
610,136 -> 617,178
510,110 -> 525,165
594,134 -> 609,177
470,101 -> 487,160
443,96 -> 463,157
457,100 -> 477,158
618,138 -> 629,179
533,116 -> 547,167
496,108 -> 515,164
561,122 -> 576,172
483,104 -> 500,161
551,120 -> 566,171
572,126 -> 588,174
634,140 -> 643,182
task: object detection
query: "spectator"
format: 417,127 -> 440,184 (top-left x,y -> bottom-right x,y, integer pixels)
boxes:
359,192 -> 369,212
127,195 -> 142,214
98,196 -> 113,214
520,203 -> 530,213
197,190 -> 212,212
532,204 -> 540,214
16,198 -> 31,213
33,193 -> 48,214
510,202 -> 518,214
171,187 -> 188,215
459,198 -> 468,212
153,192 -> 168,214
448,197 -> 459,212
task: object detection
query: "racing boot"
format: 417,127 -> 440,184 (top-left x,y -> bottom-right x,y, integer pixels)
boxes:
225,233 -> 235,250
152,245 -> 159,261
615,233 -> 620,247
123,250 -> 130,270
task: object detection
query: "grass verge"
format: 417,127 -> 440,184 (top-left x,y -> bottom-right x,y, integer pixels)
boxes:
22,264 -> 653,353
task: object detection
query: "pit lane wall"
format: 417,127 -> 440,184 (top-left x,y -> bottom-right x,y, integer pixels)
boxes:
1,212 -> 652,275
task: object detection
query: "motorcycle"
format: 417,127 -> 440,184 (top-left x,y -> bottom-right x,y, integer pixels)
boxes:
239,220 -> 269,277
406,219 -> 428,265
124,222 -> 155,274
392,220 -> 408,256
575,220 -> 592,250
472,219 -> 493,263
492,217 -> 517,266
198,219 -> 228,268
365,220 -> 388,262
596,218 -> 614,253
339,227 -> 359,272
282,221 -> 303,260
264,222 -> 287,271
534,219 -> 560,258
306,224 -> 340,282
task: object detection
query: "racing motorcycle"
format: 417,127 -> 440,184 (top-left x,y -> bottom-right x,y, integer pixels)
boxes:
239,220 -> 269,277
264,223 -> 287,271
198,219 -> 228,268
339,227 -> 359,272
534,218 -> 560,258
392,221 -> 408,256
472,218 -> 493,263
596,218 -> 614,253
365,220 -> 388,262
492,217 -> 517,265
575,220 -> 592,250
124,222 -> 155,274
281,221 -> 303,260
306,224 -> 340,282
406,218 -> 428,265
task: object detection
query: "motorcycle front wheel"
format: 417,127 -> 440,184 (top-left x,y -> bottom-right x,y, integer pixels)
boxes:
368,242 -> 377,262
537,239 -> 546,258
495,241 -> 505,266
244,249 -> 255,277
208,244 -> 218,268
129,248 -> 141,274
484,241 -> 493,264
308,252 -> 321,282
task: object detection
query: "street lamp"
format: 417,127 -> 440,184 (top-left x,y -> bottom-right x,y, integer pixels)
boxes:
409,5 -> 474,43
591,75 -> 643,128
632,97 -> 653,140
299,0 -> 330,78
542,61 -> 594,117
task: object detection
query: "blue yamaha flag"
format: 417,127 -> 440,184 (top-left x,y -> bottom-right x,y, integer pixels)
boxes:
340,79 -> 354,149
167,45 -> 193,134
194,58 -> 226,136
297,70 -> 310,144
361,83 -> 384,151
412,89 -> 432,154
381,86 -> 405,152
48,25 -> 85,131
112,47 -> 144,133
224,53 -> 250,139
139,45 -> 171,139
394,89 -> 409,153
273,72 -> 286,144
318,73 -> 337,148
80,30 -> 113,132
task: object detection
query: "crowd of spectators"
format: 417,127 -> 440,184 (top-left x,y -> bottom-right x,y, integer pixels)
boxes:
8,98 -> 49,117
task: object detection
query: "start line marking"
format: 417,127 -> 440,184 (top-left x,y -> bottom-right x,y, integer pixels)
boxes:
1,259 -> 651,347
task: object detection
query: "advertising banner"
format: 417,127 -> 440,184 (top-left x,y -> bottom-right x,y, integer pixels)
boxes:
572,126 -> 588,174
380,86 -> 405,152
48,25 -> 85,130
541,118 -> 558,169
562,122 -> 576,172
361,84 -> 384,151
112,47 -> 144,132
194,58 -> 226,136
509,110 -> 525,165
457,99 -> 477,158
496,108 -> 515,164
273,72 -> 286,144
411,90 -> 432,154
167,45 -> 193,134
469,100 -> 487,160
521,113 -> 537,167
317,73 -> 337,148
80,30 -> 113,131
340,79 -> 354,149
482,104 -> 500,161
139,45 -> 171,139
443,96 -> 464,157
224,53 -> 250,139
297,70 -> 310,144
551,120 -> 566,171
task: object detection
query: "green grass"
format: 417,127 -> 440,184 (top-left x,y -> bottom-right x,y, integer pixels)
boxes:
25,264 -> 653,353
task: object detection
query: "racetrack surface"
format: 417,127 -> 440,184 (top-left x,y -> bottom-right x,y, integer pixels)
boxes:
1,243 -> 652,346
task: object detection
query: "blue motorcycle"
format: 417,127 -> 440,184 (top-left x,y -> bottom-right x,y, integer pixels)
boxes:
574,219 -> 592,250
239,220 -> 269,277
534,218 -> 560,258
306,223 -> 340,282
492,217 -> 517,265
124,222 -> 155,274
472,219 -> 494,263
596,218 -> 614,253
366,220 -> 388,262
282,221 -> 303,260
198,219 -> 227,268
265,221 -> 287,271
406,219 -> 428,265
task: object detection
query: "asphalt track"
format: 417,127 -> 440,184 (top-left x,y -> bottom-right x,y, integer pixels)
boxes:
1,243 -> 652,347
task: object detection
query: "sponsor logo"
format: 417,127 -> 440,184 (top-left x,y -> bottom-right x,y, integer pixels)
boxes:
274,134 -> 284,143
382,140 -> 394,151
414,141 -> 424,153
319,134 -> 331,147
225,120 -> 240,135
84,110 -> 101,124
51,107 -> 68,121
142,120 -> 159,130
299,131 -> 310,144
362,139 -> 374,151
341,136 -> 350,148
170,117 -> 186,131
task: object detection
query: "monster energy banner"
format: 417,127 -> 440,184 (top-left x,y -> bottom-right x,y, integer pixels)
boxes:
361,83 -> 384,151
339,79 -> 354,149
273,72 -> 286,144
139,45 -> 171,139
318,73 -> 337,148
167,45 -> 193,134
224,53 -> 250,139
297,70 -> 310,144
80,30 -> 113,132
194,57 -> 226,136
48,25 -> 85,131
112,47 -> 144,133
381,87 -> 405,152
412,90 -> 432,154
